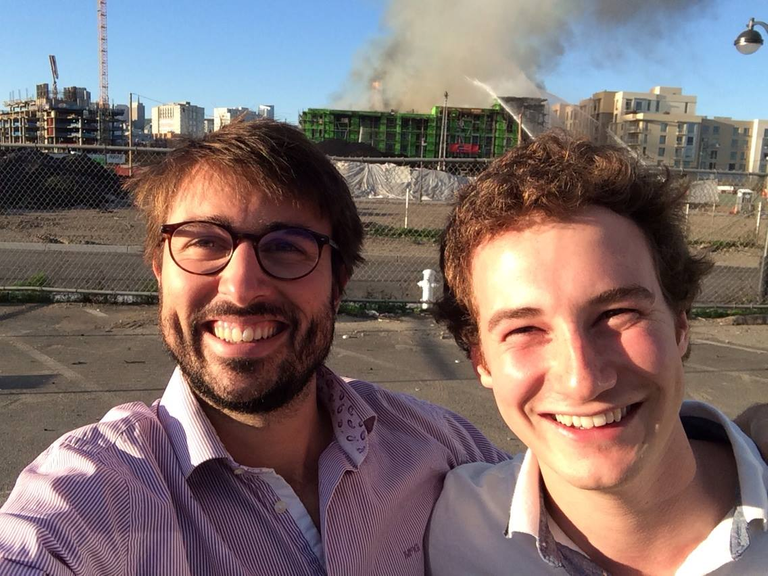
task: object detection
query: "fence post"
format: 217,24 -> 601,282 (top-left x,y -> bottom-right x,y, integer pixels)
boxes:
756,200 -> 763,245
404,179 -> 410,229
758,222 -> 768,301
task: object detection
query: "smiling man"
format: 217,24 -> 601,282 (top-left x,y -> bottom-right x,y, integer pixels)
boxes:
426,133 -> 768,574
0,120 -> 507,575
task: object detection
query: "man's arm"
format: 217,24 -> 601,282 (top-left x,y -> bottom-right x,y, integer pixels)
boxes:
734,403 -> 768,460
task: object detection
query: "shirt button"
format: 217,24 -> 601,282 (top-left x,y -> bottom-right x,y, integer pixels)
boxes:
233,467 -> 245,476
274,500 -> 288,513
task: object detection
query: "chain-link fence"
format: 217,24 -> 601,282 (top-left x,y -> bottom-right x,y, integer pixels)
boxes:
1,143 -> 767,307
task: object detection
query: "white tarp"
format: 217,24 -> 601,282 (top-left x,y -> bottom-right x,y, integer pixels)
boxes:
334,160 -> 471,202
687,180 -> 719,205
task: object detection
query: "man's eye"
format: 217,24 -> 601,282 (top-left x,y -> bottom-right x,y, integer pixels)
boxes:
261,241 -> 305,254
190,237 -> 227,249
505,326 -> 540,338
602,308 -> 640,325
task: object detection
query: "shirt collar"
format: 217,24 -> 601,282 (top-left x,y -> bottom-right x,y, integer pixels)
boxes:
679,401 -> 767,538
156,365 -> 378,478
506,449 -> 565,567
315,366 -> 377,468
157,366 -> 230,478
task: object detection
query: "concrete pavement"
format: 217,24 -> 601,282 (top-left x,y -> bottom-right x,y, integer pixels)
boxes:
1,303 -> 768,505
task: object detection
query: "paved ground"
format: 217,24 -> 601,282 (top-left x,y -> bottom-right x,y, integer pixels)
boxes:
1,303 -> 768,506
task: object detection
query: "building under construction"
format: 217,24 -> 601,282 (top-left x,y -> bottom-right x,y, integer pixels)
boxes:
0,83 -> 124,146
299,97 -> 549,158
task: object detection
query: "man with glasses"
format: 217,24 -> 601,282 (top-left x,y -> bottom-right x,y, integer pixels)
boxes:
0,120 -> 505,575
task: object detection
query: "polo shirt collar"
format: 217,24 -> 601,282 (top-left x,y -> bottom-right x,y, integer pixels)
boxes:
505,449 -> 571,568
157,365 -> 378,478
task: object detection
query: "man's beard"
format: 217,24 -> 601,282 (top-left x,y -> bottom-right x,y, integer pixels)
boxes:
159,296 -> 335,415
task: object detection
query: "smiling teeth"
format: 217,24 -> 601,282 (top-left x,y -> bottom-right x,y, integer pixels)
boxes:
213,322 -> 278,343
555,406 -> 629,429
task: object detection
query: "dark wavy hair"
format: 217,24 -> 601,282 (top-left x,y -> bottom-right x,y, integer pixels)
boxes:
130,118 -> 364,289
436,131 -> 712,354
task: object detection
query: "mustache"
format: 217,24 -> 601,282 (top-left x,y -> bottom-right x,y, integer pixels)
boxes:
190,301 -> 300,329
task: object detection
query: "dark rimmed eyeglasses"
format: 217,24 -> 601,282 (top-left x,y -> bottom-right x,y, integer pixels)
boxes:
160,220 -> 339,280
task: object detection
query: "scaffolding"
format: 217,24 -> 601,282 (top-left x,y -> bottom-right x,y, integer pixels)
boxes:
299,101 -> 522,159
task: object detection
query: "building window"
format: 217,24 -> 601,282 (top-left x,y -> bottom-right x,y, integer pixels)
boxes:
688,123 -> 697,134
713,126 -> 720,135
659,135 -> 666,145
658,147 -> 666,156
710,150 -> 718,160
625,99 -> 632,112
660,122 -> 667,133
702,125 -> 709,134
687,136 -> 694,146
729,163 -> 736,170
731,151 -> 737,161
731,139 -> 738,148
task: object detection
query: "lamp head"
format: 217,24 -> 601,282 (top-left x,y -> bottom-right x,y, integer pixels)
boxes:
735,20 -> 763,55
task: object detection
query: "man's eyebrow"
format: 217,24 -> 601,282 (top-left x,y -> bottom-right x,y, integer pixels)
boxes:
589,285 -> 656,307
484,286 -> 655,333
487,307 -> 541,333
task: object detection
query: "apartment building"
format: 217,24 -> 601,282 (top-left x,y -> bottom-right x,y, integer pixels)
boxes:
212,107 -> 259,131
258,104 -> 275,120
555,86 -> 768,172
0,83 -> 123,146
151,102 -> 205,139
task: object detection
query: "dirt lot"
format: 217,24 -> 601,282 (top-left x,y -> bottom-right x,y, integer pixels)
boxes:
1,202 -> 767,302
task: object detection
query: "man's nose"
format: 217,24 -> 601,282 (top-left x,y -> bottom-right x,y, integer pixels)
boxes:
217,241 -> 275,306
550,329 -> 617,401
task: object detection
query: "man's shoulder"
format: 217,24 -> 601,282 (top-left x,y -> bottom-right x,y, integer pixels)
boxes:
339,375 -> 510,464
440,457 -> 524,507
43,400 -> 161,459
3,400 -> 165,507
344,377 -> 454,418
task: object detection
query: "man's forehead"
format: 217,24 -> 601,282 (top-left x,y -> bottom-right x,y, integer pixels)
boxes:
168,164 -> 321,220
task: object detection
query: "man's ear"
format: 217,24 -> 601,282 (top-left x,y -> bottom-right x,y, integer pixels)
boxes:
676,311 -> 690,358
332,266 -> 350,312
152,253 -> 162,283
470,346 -> 493,389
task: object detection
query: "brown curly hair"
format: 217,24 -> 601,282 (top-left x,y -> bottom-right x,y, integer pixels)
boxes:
436,131 -> 712,354
129,119 -> 364,289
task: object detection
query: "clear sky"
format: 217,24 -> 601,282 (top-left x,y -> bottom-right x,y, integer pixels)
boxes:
1,0 -> 765,123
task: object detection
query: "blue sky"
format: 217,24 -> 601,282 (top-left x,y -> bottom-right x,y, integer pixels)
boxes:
1,0 -> 766,122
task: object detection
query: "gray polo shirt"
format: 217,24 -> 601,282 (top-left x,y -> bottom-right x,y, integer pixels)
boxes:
426,401 -> 768,575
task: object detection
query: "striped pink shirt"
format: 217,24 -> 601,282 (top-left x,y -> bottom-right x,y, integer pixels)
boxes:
0,366 -> 507,575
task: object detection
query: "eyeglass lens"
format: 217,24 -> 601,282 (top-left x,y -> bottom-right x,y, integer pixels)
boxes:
168,222 -> 322,279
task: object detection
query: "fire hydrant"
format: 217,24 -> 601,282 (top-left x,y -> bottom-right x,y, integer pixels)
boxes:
417,269 -> 439,310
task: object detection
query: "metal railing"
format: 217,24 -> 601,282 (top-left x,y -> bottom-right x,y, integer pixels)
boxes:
1,142 -> 767,306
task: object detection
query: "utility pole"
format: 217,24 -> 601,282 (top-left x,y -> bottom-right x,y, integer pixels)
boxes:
439,91 -> 449,170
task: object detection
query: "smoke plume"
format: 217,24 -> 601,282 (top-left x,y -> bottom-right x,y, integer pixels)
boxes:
332,0 -> 714,112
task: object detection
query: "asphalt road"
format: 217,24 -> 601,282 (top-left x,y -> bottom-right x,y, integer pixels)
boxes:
2,303 -> 768,506
1,243 -> 764,304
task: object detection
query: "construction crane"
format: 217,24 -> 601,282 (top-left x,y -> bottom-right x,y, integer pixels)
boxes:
48,55 -> 59,100
97,0 -> 108,108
